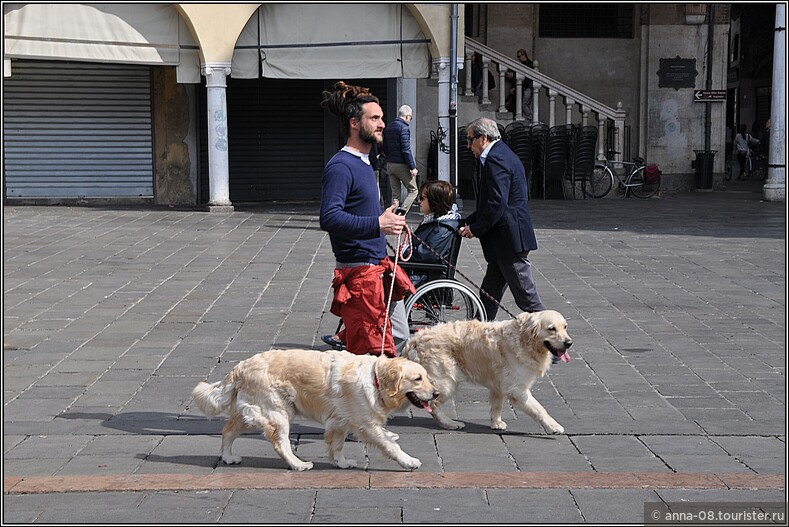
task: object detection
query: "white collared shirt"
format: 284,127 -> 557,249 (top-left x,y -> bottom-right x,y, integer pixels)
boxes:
341,146 -> 371,165
479,139 -> 499,166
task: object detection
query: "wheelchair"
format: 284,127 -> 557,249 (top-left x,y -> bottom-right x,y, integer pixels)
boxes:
397,229 -> 487,336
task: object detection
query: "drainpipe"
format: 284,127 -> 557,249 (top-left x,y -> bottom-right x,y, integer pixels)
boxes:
638,10 -> 649,157
450,4 -> 460,203
703,4 -> 715,152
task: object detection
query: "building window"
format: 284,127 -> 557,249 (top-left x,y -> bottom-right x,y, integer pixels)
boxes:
539,4 -> 634,38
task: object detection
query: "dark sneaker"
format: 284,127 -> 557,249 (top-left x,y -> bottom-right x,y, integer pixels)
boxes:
321,335 -> 346,351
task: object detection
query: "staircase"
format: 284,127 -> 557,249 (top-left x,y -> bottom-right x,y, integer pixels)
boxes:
462,38 -> 627,162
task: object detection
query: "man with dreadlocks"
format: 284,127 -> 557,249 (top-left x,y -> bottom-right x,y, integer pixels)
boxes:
319,82 -> 414,357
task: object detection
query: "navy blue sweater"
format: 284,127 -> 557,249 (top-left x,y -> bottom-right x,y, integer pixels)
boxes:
319,149 -> 386,264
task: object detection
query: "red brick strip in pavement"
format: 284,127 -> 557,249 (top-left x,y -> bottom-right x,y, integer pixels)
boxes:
4,472 -> 784,495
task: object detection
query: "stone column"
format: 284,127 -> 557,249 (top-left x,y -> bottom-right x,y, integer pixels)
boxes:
203,63 -> 233,212
764,4 -> 786,202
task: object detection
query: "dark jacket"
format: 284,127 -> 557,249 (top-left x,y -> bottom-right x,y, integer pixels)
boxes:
382,117 -> 416,169
406,212 -> 460,288
465,141 -> 537,263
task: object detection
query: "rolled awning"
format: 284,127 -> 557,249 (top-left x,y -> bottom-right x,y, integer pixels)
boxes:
3,3 -> 200,82
231,4 -> 431,79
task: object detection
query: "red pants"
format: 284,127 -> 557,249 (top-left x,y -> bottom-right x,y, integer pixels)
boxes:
330,259 -> 414,357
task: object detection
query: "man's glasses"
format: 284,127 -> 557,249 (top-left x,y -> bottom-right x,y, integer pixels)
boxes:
466,135 -> 479,145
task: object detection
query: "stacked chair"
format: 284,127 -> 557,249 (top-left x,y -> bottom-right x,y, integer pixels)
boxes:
529,123 -> 549,199
503,122 -> 532,196
562,124 -> 578,199
544,125 -> 568,199
569,125 -> 599,199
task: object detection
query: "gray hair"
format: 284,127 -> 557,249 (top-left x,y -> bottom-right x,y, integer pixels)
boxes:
397,105 -> 413,119
467,117 -> 501,141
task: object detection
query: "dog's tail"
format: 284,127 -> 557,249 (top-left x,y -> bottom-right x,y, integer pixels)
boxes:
191,371 -> 238,418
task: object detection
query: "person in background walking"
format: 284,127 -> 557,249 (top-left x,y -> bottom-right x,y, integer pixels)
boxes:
383,105 -> 419,213
734,124 -> 759,180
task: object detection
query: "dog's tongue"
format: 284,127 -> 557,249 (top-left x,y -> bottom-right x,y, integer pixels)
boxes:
422,401 -> 433,414
559,351 -> 571,363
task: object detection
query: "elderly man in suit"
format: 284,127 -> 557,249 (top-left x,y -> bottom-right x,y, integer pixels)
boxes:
458,117 -> 546,321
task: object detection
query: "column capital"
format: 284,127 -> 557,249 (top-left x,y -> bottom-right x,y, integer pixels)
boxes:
202,63 -> 232,83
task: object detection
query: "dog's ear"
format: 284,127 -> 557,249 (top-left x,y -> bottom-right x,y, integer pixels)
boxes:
517,312 -> 541,343
378,358 -> 405,399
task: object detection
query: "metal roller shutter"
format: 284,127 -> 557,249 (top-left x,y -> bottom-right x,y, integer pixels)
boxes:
3,60 -> 153,198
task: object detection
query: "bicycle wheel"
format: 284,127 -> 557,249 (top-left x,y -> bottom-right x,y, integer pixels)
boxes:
724,157 -> 732,181
755,156 -> 767,181
583,165 -> 614,198
627,166 -> 660,199
404,279 -> 486,335
742,155 -> 753,180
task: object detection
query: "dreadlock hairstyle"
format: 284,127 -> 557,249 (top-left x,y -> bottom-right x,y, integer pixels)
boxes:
321,81 -> 380,138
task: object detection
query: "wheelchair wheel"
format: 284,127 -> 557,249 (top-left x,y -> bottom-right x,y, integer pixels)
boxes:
404,279 -> 486,335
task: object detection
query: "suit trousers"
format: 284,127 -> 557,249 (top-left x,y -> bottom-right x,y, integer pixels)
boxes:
479,251 -> 545,320
388,162 -> 419,211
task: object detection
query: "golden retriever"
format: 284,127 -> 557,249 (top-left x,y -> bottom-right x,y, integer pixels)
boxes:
402,310 -> 572,434
191,348 -> 438,471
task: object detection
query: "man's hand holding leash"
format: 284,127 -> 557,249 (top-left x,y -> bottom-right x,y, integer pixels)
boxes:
380,203 -> 407,235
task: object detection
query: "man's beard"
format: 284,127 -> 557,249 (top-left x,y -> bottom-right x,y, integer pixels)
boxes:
360,126 -> 382,146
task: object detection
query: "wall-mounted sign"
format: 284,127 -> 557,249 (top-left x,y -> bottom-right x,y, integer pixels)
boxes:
693,89 -> 726,102
657,57 -> 698,90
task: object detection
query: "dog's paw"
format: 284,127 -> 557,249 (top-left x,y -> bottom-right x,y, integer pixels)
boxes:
335,458 -> 358,469
491,419 -> 508,431
222,455 -> 242,465
439,420 -> 465,430
544,422 -> 565,434
291,461 -> 314,471
399,456 -> 422,471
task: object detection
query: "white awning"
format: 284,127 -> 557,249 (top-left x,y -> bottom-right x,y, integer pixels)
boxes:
3,3 -> 200,83
232,4 -> 431,80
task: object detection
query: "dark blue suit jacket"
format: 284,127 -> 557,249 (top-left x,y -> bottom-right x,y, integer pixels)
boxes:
465,141 -> 537,263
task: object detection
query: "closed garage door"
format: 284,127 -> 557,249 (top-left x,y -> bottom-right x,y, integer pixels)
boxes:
198,77 -> 388,203
3,60 -> 153,198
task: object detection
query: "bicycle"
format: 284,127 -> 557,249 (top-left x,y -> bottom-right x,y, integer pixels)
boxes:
741,148 -> 766,181
584,149 -> 660,199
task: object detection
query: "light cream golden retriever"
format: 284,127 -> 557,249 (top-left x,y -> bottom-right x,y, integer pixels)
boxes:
402,310 -> 572,434
191,348 -> 438,471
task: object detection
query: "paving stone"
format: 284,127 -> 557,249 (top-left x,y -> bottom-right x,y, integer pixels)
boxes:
2,188 -> 785,523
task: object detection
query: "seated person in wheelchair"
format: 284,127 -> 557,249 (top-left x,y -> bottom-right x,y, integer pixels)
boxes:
402,180 -> 462,288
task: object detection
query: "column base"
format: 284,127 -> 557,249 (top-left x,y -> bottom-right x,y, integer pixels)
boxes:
205,204 -> 235,213
763,187 -> 786,202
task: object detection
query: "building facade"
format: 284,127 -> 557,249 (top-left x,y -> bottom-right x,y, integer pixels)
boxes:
3,3 -> 784,207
